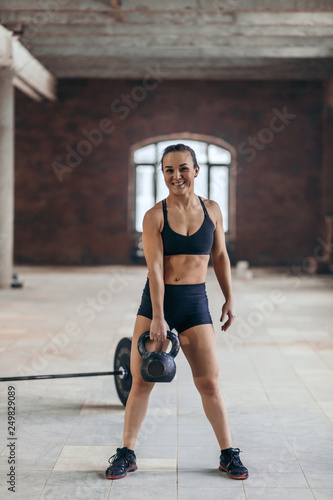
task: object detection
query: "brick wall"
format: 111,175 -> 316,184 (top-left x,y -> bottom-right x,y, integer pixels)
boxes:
323,79 -> 333,218
14,79 -> 324,266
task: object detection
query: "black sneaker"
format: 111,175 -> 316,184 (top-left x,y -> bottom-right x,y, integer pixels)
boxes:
219,447 -> 248,480
105,447 -> 138,479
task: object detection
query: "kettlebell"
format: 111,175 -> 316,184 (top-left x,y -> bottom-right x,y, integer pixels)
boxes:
137,330 -> 180,383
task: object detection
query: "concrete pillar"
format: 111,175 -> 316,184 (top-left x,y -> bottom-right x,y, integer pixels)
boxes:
0,68 -> 14,288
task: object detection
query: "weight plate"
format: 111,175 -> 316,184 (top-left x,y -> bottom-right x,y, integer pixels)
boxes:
114,337 -> 132,406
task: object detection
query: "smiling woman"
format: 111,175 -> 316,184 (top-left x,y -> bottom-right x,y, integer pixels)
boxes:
134,139 -> 231,232
105,142 -> 248,481
157,145 -> 215,285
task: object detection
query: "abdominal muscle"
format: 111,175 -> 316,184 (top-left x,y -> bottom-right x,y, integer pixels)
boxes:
163,254 -> 210,284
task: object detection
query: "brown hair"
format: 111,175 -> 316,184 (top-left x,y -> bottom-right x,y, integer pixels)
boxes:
160,143 -> 199,170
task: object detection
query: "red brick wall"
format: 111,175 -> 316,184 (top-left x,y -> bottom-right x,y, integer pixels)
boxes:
323,79 -> 333,218
14,79 -> 324,266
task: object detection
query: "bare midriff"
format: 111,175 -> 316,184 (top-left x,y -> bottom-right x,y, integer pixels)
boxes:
163,254 -> 210,284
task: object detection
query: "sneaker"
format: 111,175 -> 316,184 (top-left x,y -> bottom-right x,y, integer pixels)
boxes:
105,447 -> 138,479
219,447 -> 248,480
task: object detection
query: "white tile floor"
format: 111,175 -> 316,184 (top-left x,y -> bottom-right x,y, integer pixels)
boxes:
0,265 -> 333,500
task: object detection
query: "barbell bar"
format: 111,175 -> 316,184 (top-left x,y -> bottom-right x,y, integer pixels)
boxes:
0,337 -> 133,407
0,369 -> 126,381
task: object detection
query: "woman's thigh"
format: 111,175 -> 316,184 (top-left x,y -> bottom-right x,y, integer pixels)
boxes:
178,323 -> 219,379
131,315 -> 171,381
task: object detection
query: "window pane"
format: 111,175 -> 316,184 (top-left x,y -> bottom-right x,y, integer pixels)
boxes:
156,167 -> 169,202
134,144 -> 156,164
195,164 -> 208,199
157,140 -> 180,163
136,165 -> 155,232
185,140 -> 207,164
208,144 -> 231,164
210,166 -> 229,232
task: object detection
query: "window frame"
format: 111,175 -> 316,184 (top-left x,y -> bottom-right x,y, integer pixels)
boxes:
129,133 -> 237,241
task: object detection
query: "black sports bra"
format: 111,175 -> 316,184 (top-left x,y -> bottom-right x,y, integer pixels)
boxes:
161,196 -> 215,256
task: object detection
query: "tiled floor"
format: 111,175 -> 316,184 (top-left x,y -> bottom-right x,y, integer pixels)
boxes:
0,265 -> 332,500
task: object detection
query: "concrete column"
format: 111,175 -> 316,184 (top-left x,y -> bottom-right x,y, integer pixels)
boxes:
0,68 -> 14,288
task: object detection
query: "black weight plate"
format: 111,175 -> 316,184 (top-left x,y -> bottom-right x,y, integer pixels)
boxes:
114,337 -> 132,407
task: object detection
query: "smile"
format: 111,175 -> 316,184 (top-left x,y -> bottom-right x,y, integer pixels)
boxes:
172,182 -> 185,186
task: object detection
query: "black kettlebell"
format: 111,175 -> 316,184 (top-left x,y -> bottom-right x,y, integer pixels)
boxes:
137,330 -> 180,383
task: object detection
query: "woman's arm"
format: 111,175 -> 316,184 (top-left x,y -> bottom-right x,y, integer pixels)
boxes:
142,207 -> 168,341
209,201 -> 235,332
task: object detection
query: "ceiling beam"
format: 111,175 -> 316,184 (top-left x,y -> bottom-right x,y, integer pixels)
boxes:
39,56 -> 333,79
7,24 -> 333,38
3,10 -> 333,26
23,35 -> 333,49
13,75 -> 42,101
0,25 -> 56,101
2,2 -> 332,81
0,23 -> 13,67
122,0 -> 332,9
2,0 -> 332,11
28,44 -> 333,58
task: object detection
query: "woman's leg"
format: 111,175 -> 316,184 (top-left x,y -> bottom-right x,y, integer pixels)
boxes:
122,315 -> 169,450
178,323 -> 232,450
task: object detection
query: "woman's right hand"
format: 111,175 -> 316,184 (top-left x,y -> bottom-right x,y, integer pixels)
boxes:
149,317 -> 169,342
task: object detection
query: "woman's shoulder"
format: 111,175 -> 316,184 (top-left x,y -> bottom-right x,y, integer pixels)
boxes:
200,197 -> 221,214
199,197 -> 222,226
143,201 -> 164,230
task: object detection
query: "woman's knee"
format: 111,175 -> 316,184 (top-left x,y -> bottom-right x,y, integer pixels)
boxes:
131,377 -> 155,395
194,375 -> 220,397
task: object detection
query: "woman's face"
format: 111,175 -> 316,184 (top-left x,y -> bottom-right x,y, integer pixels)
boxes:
162,151 -> 199,194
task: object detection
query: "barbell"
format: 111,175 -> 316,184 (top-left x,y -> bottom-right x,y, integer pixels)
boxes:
0,336 -> 133,407
0,332 -> 181,406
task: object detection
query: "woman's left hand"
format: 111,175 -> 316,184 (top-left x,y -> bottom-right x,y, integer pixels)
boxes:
220,299 -> 235,332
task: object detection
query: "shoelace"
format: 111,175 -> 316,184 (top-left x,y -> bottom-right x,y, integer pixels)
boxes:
108,449 -> 129,467
228,448 -> 243,468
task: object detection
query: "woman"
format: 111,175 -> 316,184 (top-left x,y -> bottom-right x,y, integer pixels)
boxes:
105,143 -> 248,480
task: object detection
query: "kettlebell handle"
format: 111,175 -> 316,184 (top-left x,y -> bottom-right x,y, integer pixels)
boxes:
137,331 -> 180,359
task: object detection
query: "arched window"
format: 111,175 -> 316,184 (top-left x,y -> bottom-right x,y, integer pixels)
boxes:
132,136 -> 236,237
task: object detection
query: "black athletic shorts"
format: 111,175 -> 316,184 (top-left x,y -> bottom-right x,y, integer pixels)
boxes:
137,278 -> 213,334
